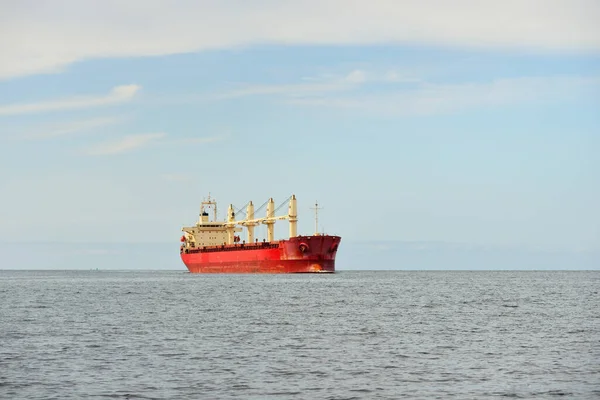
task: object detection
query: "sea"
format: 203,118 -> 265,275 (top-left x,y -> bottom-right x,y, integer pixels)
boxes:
0,270 -> 598,399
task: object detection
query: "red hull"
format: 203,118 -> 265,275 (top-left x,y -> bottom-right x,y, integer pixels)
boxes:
181,235 -> 341,273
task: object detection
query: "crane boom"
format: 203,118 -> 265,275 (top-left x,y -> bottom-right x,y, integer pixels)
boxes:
225,214 -> 289,227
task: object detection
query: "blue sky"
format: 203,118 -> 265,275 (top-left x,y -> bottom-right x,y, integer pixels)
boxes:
0,1 -> 599,268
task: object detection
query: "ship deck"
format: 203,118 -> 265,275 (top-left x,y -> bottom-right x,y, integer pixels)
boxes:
182,241 -> 280,254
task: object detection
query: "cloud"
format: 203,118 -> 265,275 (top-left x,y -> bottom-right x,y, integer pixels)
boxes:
217,69 -> 399,99
18,116 -> 127,139
217,81 -> 354,100
383,70 -> 422,83
344,70 -> 367,84
84,132 -> 226,155
287,75 -> 600,115
218,68 -> 428,100
211,70 -> 600,115
0,85 -> 141,116
1,0 -> 598,80
85,133 -> 165,155
176,135 -> 228,144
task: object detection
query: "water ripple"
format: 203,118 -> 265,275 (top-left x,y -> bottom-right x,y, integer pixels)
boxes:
0,270 -> 598,399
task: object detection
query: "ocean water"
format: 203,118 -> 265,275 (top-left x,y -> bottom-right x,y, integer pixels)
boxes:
0,270 -> 598,399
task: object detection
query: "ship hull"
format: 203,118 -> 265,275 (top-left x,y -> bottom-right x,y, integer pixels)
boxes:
181,235 -> 341,273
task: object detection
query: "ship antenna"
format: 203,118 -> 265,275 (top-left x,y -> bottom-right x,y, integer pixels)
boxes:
310,201 -> 322,235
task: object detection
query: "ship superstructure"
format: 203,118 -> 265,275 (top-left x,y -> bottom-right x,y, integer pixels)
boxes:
180,194 -> 341,273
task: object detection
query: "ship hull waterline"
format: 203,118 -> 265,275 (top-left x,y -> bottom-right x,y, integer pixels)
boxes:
180,235 -> 340,274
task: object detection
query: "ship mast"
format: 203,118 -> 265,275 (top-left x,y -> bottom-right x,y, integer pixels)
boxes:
200,192 -> 217,222
310,201 -> 322,235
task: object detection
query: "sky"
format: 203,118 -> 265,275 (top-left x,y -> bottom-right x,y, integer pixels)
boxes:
0,1 -> 599,269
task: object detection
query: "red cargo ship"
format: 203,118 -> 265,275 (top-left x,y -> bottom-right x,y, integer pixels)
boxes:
180,194 -> 341,273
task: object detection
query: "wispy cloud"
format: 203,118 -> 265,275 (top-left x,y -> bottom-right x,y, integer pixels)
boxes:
315,69 -> 423,84
211,69 -> 600,115
2,1 -> 598,80
172,133 -> 229,144
217,81 -> 353,100
275,74 -> 600,115
18,116 -> 127,139
217,69 -> 398,100
85,133 -> 165,155
177,135 -> 228,144
344,70 -> 367,84
84,132 -> 226,156
0,85 -> 141,116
